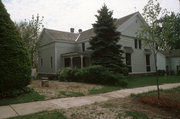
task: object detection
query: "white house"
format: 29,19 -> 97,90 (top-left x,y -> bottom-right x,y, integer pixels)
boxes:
157,49 -> 180,75
38,12 -> 156,76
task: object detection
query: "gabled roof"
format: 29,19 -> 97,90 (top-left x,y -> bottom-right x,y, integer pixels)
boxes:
159,49 -> 180,57
78,12 -> 138,41
115,12 -> 138,26
78,28 -> 95,41
43,12 -> 138,42
45,28 -> 79,41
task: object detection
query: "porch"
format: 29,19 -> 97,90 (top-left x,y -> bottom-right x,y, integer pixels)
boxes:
61,52 -> 91,68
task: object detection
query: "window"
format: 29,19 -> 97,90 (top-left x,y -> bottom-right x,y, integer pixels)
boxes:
177,65 -> 180,75
51,57 -> 53,68
41,58 -> 43,67
139,40 -> 142,49
82,43 -> 85,52
64,58 -> 71,67
134,39 -> 137,49
146,55 -> 151,72
126,53 -> 132,72
156,43 -> 158,50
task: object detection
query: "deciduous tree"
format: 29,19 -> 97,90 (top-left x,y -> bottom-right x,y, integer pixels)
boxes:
157,12 -> 180,50
15,14 -> 44,68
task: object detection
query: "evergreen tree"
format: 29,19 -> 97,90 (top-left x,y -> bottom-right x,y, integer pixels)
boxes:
0,0 -> 31,96
89,5 -> 126,74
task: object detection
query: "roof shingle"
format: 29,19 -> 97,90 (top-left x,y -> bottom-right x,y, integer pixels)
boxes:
45,29 -> 79,41
44,12 -> 138,42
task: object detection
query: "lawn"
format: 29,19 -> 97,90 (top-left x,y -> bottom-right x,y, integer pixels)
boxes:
125,75 -> 180,88
63,86 -> 180,119
131,86 -> 180,100
6,86 -> 180,119
0,89 -> 45,106
0,75 -> 179,106
8,110 -> 67,119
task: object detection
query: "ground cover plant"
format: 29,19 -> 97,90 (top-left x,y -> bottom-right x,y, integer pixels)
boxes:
0,88 -> 45,106
8,110 -> 67,119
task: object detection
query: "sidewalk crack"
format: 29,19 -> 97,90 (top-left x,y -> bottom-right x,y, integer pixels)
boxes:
9,105 -> 19,116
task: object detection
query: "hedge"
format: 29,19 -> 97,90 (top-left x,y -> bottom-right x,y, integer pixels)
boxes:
59,65 -> 127,86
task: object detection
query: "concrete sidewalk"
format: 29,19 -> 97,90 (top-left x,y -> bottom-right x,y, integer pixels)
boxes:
0,83 -> 180,119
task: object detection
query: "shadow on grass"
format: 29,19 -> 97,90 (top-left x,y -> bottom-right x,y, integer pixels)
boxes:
8,110 -> 67,119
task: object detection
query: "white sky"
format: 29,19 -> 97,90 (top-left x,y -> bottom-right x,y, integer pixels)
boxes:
2,0 -> 180,32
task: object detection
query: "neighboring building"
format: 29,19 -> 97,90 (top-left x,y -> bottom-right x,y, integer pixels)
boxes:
38,12 -> 156,76
157,49 -> 180,75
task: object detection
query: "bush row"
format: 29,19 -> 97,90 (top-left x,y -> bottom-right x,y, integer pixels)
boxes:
0,88 -> 33,99
59,65 -> 127,86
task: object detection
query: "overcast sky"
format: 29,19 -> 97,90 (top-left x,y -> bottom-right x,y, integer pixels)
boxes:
2,0 -> 180,32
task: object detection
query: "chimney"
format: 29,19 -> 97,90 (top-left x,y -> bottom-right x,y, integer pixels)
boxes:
78,29 -> 82,33
70,28 -> 74,33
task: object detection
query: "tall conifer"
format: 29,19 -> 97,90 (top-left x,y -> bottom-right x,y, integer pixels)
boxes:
89,5 -> 126,74
0,0 -> 31,95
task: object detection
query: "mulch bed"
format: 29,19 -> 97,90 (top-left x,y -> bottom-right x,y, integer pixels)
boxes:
139,96 -> 180,110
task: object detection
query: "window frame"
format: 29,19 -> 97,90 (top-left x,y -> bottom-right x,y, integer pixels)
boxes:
146,54 -> 151,72
139,40 -> 142,49
134,39 -> 138,49
50,56 -> 53,68
82,43 -> 85,52
41,58 -> 43,67
125,53 -> 132,72
64,58 -> 71,67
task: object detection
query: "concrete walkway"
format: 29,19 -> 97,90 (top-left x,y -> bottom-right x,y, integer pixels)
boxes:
0,83 -> 180,119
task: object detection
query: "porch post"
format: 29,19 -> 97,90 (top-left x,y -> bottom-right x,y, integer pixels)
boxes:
62,57 -> 64,68
80,55 -> 84,68
70,57 -> 73,68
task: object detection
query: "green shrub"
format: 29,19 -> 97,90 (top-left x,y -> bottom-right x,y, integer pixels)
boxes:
59,65 -> 127,86
157,70 -> 166,76
0,88 -> 32,99
0,1 -> 31,98
59,68 -> 81,82
82,65 -> 107,84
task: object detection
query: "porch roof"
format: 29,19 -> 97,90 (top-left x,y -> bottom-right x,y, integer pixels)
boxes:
61,51 -> 92,57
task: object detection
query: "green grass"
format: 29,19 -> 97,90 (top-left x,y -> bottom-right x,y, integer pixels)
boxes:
88,76 -> 180,95
124,76 -> 180,88
124,111 -> 148,119
8,110 -> 67,119
102,103 -> 115,108
0,90 -> 45,106
0,76 -> 179,106
131,86 -> 180,100
59,91 -> 84,97
88,86 -> 121,95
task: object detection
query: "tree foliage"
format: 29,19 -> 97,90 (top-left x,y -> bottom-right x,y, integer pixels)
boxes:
157,12 -> 180,50
0,0 -> 31,96
138,0 -> 163,71
15,14 -> 44,67
89,5 -> 126,74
